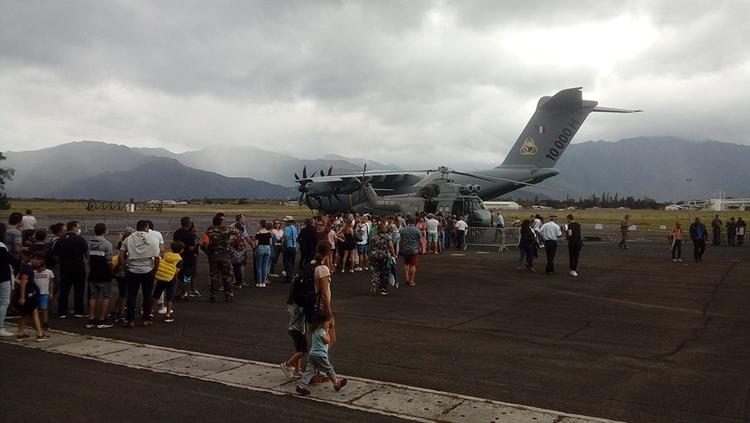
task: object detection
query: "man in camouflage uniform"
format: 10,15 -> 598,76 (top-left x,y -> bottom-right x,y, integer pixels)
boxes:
618,215 -> 630,249
205,215 -> 240,302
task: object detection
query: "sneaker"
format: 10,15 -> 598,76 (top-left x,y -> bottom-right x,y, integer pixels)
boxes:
188,290 -> 201,297
157,307 -> 167,315
0,328 -> 14,337
570,270 -> 579,277
293,370 -> 303,378
269,273 -> 279,278
255,283 -> 266,288
85,319 -> 97,328
16,334 -> 30,341
672,259 -> 677,262
281,271 -> 287,278
280,362 -> 293,378
36,334 -> 51,342
58,314 -> 68,319
354,267 -> 362,272
379,290 -> 388,296
96,321 -> 114,329
334,378 -> 348,392
677,259 -> 683,263
73,314 -> 87,318
296,385 -> 311,396
164,314 -> 175,323
349,269 -> 354,273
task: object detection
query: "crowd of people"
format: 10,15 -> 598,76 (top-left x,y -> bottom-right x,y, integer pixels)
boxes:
0,209 -> 472,340
0,208 -> 745,390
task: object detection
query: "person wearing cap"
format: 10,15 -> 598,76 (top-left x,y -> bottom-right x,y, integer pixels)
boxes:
282,216 -> 298,282
539,216 -> 563,275
619,215 -> 631,249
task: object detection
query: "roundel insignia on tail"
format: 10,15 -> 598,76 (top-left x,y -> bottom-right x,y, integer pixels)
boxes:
520,137 -> 538,155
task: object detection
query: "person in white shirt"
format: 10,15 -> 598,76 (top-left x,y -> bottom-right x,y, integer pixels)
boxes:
425,214 -> 439,254
539,216 -> 563,275
146,220 -> 165,253
454,217 -> 468,250
21,209 -> 36,231
354,217 -> 369,271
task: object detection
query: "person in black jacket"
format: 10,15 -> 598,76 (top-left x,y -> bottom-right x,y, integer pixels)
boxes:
0,223 -> 17,337
518,219 -> 536,272
297,219 -> 318,269
53,221 -> 89,318
689,217 -> 708,263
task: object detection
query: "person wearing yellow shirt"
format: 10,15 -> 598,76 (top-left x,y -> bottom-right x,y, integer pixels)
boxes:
151,241 -> 184,323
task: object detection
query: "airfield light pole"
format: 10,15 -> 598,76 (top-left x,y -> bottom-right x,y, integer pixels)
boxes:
686,177 -> 694,222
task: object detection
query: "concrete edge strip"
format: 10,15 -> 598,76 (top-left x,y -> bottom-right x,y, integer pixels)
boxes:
2,326 -> 625,423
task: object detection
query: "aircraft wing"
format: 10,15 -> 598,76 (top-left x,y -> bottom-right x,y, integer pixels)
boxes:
592,106 -> 643,113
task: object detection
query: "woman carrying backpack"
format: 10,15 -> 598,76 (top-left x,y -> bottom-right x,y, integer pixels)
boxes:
369,223 -> 395,296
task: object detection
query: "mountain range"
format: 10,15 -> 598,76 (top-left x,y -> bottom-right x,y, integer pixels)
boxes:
2,137 -> 749,201
516,137 -> 750,202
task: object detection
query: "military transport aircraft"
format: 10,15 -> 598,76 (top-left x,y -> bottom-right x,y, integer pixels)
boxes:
295,87 -> 640,222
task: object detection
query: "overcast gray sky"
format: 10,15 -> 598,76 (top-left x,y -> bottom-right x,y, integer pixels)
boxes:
1,0 -> 748,169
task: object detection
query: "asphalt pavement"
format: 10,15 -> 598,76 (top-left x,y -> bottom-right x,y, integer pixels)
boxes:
3,238 -> 749,422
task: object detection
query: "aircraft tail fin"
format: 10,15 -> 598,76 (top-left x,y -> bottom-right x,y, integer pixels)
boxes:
500,87 -> 601,168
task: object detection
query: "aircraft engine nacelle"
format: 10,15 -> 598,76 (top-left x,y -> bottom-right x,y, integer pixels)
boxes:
459,184 -> 481,195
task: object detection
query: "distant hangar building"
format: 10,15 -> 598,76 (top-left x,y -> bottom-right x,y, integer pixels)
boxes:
708,198 -> 750,211
484,201 -> 522,210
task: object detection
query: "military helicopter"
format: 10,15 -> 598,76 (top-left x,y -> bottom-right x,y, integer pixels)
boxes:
339,166 -> 560,226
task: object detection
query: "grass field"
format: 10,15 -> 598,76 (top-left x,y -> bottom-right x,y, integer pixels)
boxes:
2,200 -> 746,228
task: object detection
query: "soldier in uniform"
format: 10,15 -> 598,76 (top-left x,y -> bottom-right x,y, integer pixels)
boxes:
726,217 -> 737,247
205,215 -> 240,302
618,215 -> 630,249
710,214 -> 722,246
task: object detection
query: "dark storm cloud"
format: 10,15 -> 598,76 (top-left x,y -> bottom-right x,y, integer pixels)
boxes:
1,0 -> 748,169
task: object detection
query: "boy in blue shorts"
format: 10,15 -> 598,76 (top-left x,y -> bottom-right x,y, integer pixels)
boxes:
14,252 -> 49,341
32,251 -> 55,331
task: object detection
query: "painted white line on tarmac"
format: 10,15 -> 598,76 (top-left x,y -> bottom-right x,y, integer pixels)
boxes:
1,326 -> 625,423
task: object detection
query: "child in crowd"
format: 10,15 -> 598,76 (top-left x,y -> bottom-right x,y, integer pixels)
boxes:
280,283 -> 306,378
151,241 -> 184,323
296,311 -> 346,395
111,228 -> 133,323
31,250 -> 54,331
14,252 -> 49,341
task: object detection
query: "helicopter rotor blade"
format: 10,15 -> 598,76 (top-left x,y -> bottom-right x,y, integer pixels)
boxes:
320,169 -> 325,177
327,166 -> 333,176
302,166 -> 307,179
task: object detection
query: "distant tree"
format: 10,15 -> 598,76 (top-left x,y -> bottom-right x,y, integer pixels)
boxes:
0,152 -> 13,209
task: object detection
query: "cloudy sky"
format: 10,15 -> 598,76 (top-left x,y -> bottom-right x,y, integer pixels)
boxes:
1,0 -> 748,169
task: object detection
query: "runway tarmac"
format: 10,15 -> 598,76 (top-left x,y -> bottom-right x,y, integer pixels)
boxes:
3,235 -> 749,422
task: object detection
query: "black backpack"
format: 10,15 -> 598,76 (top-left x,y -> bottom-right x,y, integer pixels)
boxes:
291,262 -> 320,322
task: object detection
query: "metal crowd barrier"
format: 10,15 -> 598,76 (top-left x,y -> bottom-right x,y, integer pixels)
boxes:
464,227 -> 521,252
